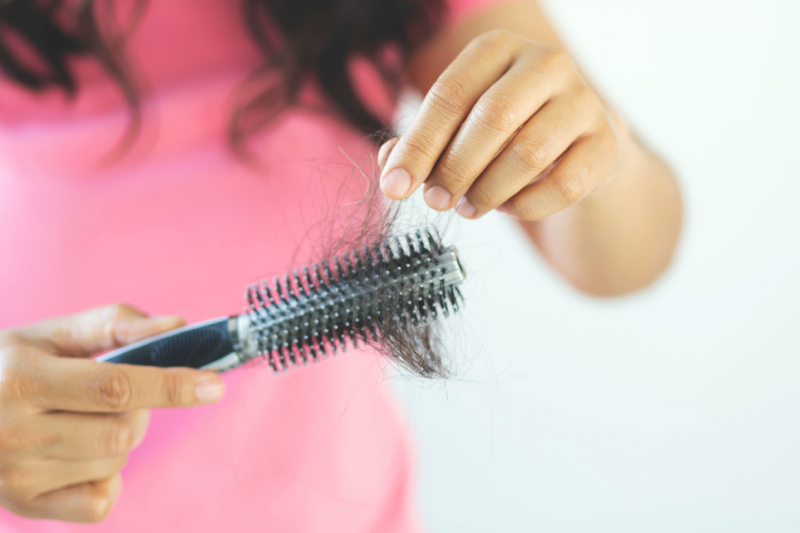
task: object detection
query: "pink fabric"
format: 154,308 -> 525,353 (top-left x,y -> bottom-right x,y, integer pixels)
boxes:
0,0 -> 499,530
442,0 -> 507,25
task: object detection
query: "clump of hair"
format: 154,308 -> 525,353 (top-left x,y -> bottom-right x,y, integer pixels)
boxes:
373,295 -> 452,379
294,142 -> 456,380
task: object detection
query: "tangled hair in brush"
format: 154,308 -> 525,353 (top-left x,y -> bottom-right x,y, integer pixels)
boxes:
318,213 -> 456,380
391,324 -> 450,379
248,222 -> 460,379
350,225 -> 456,380
374,279 -> 452,379
293,140 -> 457,380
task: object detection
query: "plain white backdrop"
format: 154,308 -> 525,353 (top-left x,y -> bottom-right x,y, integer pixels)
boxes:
390,1 -> 800,532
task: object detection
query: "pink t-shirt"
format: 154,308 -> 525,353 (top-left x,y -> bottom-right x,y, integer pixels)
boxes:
0,0 -> 498,530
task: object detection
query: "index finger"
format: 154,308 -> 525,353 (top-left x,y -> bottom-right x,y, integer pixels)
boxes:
32,355 -> 225,413
379,31 -> 520,200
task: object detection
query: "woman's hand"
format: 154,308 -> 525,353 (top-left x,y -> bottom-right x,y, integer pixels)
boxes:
379,30 -> 623,220
0,305 -> 225,523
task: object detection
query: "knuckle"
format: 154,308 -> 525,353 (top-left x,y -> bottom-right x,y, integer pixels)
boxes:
555,169 -> 590,204
0,465 -> 30,491
540,45 -> 571,69
0,346 -> 26,373
162,373 -> 184,407
106,453 -> 128,474
572,87 -> 603,123
511,136 -> 551,174
103,303 -> 136,319
397,133 -> 439,163
507,196 -> 538,220
93,370 -> 133,411
476,29 -> 514,48
0,424 -> 19,454
127,409 -> 150,450
469,185 -> 503,210
106,303 -> 126,319
94,304 -> 141,347
0,421 -> 38,454
428,77 -> 471,117
0,348 -> 37,406
85,494 -> 113,523
0,331 -> 16,348
437,157 -> 474,188
472,95 -> 518,133
101,420 -> 132,456
574,84 -> 598,108
594,120 -> 615,142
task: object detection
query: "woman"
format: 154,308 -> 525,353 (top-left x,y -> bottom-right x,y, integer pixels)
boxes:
0,0 -> 681,529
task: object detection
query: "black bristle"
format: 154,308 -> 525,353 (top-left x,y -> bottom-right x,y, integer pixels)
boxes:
293,270 -> 305,297
322,260 -> 333,284
242,228 -> 464,377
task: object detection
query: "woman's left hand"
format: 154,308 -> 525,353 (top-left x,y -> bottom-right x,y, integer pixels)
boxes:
379,30 -> 624,220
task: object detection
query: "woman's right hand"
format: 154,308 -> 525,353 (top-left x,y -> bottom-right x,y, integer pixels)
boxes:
0,304 -> 225,523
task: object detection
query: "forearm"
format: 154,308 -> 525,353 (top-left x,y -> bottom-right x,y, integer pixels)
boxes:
520,115 -> 682,296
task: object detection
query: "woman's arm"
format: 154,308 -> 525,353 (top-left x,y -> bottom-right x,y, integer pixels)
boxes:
387,0 -> 682,296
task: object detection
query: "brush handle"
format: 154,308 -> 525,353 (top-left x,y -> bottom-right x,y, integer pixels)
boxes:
96,317 -> 238,370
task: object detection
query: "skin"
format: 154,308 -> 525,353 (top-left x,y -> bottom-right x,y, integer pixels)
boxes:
0,305 -> 224,522
0,0 -> 682,524
381,0 -> 683,296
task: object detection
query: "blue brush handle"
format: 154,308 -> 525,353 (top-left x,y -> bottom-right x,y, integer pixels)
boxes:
97,317 -> 236,369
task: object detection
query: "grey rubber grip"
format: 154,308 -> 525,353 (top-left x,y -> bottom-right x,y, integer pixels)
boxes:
97,317 -> 235,369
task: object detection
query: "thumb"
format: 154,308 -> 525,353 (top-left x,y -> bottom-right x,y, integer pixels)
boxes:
378,137 -> 399,171
22,304 -> 186,358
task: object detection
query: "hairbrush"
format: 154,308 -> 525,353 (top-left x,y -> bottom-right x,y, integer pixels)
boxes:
97,228 -> 466,373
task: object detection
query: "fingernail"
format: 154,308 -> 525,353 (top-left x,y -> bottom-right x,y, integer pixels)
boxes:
381,168 -> 411,198
496,203 -> 512,215
195,379 -> 224,404
456,197 -> 477,218
378,138 -> 399,169
424,185 -> 452,210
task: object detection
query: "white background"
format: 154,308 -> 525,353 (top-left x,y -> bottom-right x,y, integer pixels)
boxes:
390,1 -> 800,531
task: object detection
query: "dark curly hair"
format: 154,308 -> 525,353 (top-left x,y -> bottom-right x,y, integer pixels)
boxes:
0,0 -> 444,151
